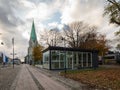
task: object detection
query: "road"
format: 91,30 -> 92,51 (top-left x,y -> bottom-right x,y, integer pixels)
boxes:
10,64 -> 69,90
1,64 -> 113,90
0,65 -> 21,90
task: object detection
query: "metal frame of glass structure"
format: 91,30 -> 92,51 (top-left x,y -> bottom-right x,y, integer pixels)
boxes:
43,46 -> 98,70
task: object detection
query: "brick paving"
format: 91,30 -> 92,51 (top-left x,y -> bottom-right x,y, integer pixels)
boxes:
0,65 -> 21,90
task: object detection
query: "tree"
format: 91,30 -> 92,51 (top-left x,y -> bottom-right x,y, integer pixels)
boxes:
49,28 -> 61,46
32,45 -> 43,64
116,44 -> 120,64
63,21 -> 89,48
105,0 -> 120,57
114,29 -> 120,49
94,34 -> 110,56
40,28 -> 61,47
63,21 -> 110,56
79,31 -> 110,56
116,44 -> 120,50
104,0 -> 120,25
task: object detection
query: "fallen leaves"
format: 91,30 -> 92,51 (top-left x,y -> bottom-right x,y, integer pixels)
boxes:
61,68 -> 120,89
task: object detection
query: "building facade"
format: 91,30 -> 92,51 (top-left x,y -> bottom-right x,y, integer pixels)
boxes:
0,52 -> 3,64
43,46 -> 99,70
27,21 -> 38,64
0,52 -> 11,64
103,51 -> 120,64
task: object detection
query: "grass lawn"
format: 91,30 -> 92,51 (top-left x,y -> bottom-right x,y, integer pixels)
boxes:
60,68 -> 120,90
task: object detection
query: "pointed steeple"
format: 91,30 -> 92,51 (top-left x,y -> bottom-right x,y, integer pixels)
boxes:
30,21 -> 37,42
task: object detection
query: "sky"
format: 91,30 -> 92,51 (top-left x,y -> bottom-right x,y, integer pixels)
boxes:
0,0 -> 120,61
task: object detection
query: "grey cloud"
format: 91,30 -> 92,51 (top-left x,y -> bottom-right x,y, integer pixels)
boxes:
28,0 -> 54,4
1,29 -> 29,59
0,1 -> 16,27
0,0 -> 27,52
0,0 -> 24,27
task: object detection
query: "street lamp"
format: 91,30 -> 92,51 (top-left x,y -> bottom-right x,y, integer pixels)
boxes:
0,42 -> 5,66
12,38 -> 14,68
61,37 -> 67,75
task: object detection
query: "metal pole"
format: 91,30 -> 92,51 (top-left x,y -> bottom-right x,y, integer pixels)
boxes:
64,38 -> 66,74
61,37 -> 67,76
12,38 -> 14,68
65,50 -> 66,73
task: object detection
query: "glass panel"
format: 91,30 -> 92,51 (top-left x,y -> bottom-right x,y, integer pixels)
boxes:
88,53 -> 92,67
59,51 -> 65,69
67,51 -> 73,68
73,52 -> 76,64
51,62 -> 59,69
67,52 -> 72,55
83,53 -> 86,67
43,51 -> 49,69
60,53 -> 65,62
51,51 -> 59,61
43,51 -> 49,63
67,57 -> 72,68
60,62 -> 64,69
78,53 -> 82,68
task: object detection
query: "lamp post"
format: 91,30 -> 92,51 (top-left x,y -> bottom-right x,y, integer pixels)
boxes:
0,34 -> 5,66
61,37 -> 67,75
1,42 -> 5,66
12,38 -> 14,68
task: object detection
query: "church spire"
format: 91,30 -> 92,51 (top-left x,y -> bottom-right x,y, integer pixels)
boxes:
30,21 -> 37,42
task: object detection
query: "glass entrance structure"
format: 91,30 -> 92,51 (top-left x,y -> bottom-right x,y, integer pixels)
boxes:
43,46 -> 98,70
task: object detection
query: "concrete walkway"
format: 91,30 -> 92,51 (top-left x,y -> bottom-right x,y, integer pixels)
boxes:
10,64 -> 69,90
10,64 -> 39,90
28,65 -> 68,90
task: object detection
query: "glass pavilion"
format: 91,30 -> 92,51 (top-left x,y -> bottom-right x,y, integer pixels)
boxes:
43,46 -> 98,70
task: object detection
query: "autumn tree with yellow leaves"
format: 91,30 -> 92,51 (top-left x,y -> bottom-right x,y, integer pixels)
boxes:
33,45 -> 43,64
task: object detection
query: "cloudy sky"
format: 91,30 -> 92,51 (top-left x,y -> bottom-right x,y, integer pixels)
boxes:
0,0 -> 119,60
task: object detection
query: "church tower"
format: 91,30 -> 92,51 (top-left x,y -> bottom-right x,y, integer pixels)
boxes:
28,21 -> 38,64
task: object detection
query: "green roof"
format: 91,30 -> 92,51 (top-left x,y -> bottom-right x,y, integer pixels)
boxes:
30,21 -> 37,42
